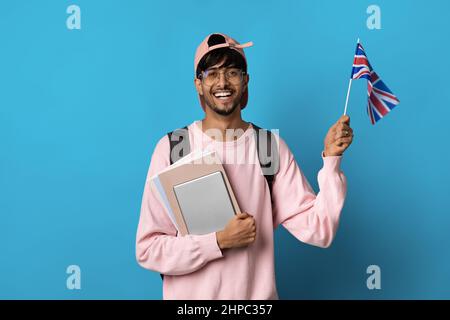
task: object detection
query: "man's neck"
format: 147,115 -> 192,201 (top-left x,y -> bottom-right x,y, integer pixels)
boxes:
201,108 -> 250,142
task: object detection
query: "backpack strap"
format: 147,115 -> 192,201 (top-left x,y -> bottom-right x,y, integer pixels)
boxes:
167,126 -> 190,165
251,123 -> 280,204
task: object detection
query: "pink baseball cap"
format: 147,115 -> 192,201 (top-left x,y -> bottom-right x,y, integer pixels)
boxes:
194,33 -> 253,111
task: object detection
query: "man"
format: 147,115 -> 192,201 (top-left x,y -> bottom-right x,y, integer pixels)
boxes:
136,33 -> 353,299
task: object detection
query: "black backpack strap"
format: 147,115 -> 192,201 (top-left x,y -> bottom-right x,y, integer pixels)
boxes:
167,126 -> 190,165
251,123 -> 280,204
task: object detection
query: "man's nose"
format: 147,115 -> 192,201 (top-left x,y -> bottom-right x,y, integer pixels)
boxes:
217,72 -> 227,87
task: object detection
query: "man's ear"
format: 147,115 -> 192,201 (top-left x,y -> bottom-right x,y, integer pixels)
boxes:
194,78 -> 203,95
242,73 -> 250,91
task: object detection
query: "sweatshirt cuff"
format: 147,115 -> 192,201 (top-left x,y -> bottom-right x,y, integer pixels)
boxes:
321,151 -> 343,172
194,232 -> 224,262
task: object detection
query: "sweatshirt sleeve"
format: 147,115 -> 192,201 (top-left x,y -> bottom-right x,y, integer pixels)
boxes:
135,135 -> 224,276
272,138 -> 347,248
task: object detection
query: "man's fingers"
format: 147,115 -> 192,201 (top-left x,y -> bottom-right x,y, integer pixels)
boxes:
329,116 -> 351,137
339,115 -> 350,125
336,122 -> 352,131
245,236 -> 256,243
243,218 -> 252,227
333,140 -> 352,150
334,136 -> 353,146
335,123 -> 352,135
333,137 -> 352,147
334,121 -> 353,137
335,128 -> 353,140
342,123 -> 352,131
335,143 -> 351,152
325,116 -> 352,154
236,212 -> 250,219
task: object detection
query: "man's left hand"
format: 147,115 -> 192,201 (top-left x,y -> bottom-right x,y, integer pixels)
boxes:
324,115 -> 354,157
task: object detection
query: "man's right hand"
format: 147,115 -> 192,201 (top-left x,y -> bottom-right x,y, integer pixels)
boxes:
216,212 -> 256,250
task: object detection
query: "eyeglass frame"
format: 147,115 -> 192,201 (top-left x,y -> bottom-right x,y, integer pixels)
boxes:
198,67 -> 247,86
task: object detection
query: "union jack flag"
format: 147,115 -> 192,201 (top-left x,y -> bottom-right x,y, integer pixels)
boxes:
351,42 -> 400,124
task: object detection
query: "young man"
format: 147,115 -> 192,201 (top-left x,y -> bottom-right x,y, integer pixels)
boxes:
136,33 -> 353,299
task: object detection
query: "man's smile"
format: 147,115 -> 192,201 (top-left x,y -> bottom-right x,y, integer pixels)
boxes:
212,90 -> 234,103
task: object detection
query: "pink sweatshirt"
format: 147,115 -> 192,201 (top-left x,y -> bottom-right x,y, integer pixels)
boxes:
136,120 -> 347,299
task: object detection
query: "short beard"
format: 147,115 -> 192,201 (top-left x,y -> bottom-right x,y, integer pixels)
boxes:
207,101 -> 240,116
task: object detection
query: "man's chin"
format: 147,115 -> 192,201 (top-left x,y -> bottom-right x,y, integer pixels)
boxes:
208,102 -> 239,116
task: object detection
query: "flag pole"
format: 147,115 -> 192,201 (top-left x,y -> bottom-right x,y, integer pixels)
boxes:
343,38 -> 360,115
343,79 -> 353,115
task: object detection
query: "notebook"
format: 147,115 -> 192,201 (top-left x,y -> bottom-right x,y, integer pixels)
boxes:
173,171 -> 236,235
151,150 -> 241,235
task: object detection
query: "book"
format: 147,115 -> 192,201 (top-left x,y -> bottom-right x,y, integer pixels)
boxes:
149,150 -> 207,231
150,150 -> 240,236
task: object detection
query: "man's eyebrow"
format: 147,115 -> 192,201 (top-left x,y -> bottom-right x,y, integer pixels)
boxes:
206,65 -> 237,71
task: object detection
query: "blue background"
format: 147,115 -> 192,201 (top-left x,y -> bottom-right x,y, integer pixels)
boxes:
1,0 -> 449,299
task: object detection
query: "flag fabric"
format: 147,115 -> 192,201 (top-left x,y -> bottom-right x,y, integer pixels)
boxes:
350,42 -> 400,124
351,43 -> 372,80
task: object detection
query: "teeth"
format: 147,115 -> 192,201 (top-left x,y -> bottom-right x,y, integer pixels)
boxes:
214,91 -> 232,98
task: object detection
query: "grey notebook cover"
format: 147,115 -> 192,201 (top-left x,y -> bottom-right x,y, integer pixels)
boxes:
173,171 -> 236,235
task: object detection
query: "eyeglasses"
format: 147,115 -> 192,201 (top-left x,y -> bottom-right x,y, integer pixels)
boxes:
199,67 -> 245,86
